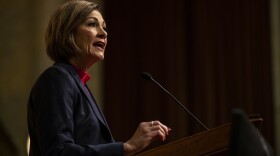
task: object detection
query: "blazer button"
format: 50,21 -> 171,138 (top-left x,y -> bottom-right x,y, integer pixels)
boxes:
57,144 -> 64,149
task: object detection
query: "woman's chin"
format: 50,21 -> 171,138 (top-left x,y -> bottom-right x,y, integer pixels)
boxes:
98,54 -> 105,61
88,53 -> 105,62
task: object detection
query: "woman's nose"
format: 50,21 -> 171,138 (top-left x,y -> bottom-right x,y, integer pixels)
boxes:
97,27 -> 107,39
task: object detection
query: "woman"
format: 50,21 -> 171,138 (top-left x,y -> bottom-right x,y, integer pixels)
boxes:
27,0 -> 170,156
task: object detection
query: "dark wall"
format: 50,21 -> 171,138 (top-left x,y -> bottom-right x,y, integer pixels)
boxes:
103,0 -> 274,151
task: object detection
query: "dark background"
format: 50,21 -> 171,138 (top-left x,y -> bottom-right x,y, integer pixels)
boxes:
103,0 -> 274,151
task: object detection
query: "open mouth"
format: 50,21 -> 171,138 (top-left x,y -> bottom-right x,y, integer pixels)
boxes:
93,41 -> 105,50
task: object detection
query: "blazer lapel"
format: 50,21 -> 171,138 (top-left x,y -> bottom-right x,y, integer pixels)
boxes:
55,62 -> 109,128
85,85 -> 111,127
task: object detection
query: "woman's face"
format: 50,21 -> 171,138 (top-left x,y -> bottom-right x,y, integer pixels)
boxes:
74,10 -> 107,62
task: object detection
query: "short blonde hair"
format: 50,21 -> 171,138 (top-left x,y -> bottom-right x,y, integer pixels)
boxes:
45,0 -> 99,62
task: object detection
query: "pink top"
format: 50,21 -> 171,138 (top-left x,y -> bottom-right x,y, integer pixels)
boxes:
72,66 -> 91,84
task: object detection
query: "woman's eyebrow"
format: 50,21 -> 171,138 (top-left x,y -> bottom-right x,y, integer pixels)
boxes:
88,17 -> 106,26
86,17 -> 98,21
86,17 -> 106,25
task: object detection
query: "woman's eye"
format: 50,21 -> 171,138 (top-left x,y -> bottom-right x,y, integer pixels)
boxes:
88,22 -> 97,27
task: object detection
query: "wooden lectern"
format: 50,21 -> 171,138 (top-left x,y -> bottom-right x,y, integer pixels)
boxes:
136,116 -> 263,156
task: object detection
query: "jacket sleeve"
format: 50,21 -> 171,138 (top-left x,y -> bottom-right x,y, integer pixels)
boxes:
28,67 -> 124,156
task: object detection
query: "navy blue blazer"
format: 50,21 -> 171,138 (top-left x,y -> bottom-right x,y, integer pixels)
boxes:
27,62 -> 124,156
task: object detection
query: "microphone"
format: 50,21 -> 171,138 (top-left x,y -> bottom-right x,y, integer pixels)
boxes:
141,72 -> 209,130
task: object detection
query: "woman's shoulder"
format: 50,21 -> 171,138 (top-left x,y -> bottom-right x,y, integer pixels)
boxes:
35,62 -> 76,86
41,62 -> 73,77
